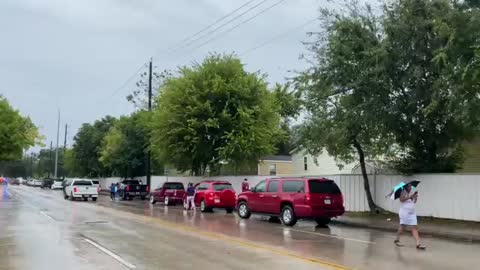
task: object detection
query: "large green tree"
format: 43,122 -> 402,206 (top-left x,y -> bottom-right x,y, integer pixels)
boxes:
0,96 -> 42,161
297,4 -> 388,211
72,116 -> 116,177
100,111 -> 152,178
151,54 -> 281,175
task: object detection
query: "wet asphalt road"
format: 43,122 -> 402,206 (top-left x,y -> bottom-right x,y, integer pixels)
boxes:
1,185 -> 479,270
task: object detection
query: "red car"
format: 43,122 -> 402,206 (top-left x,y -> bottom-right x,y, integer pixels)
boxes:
236,177 -> 344,226
150,182 -> 185,206
193,181 -> 236,213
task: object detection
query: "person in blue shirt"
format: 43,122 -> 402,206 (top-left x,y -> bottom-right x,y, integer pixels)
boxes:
110,183 -> 116,200
185,183 -> 196,210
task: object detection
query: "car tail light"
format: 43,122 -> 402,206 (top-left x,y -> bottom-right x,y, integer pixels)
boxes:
126,185 -> 130,191
207,192 -> 214,200
304,193 -> 311,205
73,187 -> 78,193
97,187 -> 101,193
146,186 -> 150,192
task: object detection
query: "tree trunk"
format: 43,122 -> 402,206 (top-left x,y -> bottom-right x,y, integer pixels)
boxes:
352,139 -> 378,212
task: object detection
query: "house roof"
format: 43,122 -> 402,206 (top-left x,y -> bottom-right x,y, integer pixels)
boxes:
260,155 -> 292,161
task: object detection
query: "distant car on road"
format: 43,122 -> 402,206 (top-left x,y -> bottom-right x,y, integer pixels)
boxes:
41,179 -> 54,189
236,177 -> 345,227
119,179 -> 149,201
51,180 -> 63,190
32,179 -> 42,187
192,180 -> 236,213
150,182 -> 185,205
9,178 -> 20,185
63,179 -> 99,201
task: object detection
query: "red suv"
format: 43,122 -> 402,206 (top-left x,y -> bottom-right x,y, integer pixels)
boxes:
193,181 -> 236,213
150,182 -> 185,206
236,178 -> 344,226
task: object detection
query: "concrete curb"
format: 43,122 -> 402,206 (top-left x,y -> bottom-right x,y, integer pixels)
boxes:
331,219 -> 480,243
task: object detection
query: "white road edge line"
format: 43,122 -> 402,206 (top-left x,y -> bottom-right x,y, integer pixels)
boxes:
83,238 -> 136,269
279,227 -> 376,244
39,211 -> 56,222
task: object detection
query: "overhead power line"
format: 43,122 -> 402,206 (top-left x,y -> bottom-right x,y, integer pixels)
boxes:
191,0 -> 287,51
240,17 -> 317,56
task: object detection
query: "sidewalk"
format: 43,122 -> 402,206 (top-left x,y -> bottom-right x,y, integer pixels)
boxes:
332,212 -> 480,242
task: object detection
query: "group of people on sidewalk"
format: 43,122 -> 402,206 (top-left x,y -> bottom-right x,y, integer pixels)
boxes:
109,182 -> 122,200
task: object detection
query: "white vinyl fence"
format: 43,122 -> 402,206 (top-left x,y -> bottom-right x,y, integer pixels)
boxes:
96,173 -> 480,222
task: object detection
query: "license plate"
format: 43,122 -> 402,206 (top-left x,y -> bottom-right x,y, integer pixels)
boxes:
136,192 -> 140,195
214,199 -> 220,203
324,199 -> 331,204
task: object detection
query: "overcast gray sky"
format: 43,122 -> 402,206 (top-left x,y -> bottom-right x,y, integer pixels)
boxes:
0,0 -> 325,151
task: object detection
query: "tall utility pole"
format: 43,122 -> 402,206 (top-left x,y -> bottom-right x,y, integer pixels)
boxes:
48,141 -> 53,178
61,124 -> 68,180
146,58 -> 152,188
54,110 -> 60,178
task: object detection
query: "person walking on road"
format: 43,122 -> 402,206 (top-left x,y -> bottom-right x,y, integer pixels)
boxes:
185,183 -> 196,211
242,178 -> 249,192
394,183 -> 426,250
110,183 -> 116,200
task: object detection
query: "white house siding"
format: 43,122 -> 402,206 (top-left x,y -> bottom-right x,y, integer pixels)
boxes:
291,150 -> 357,176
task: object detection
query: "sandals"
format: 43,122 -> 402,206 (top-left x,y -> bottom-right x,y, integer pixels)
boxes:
394,240 -> 404,247
416,245 -> 426,250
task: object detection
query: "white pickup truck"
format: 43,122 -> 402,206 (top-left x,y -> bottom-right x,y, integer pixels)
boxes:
63,179 -> 99,201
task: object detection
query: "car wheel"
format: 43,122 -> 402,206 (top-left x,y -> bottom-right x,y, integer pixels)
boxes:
92,197 -> 97,202
83,197 -> 88,201
237,202 -> 251,219
315,217 -> 331,227
200,199 -> 209,213
281,205 -> 297,226
150,195 -> 156,204
70,192 -> 74,201
128,196 -> 133,201
164,196 -> 169,206
226,208 -> 234,214
64,194 -> 68,200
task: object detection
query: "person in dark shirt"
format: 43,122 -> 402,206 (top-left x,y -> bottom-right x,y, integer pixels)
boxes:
242,178 -> 249,192
185,183 -> 196,210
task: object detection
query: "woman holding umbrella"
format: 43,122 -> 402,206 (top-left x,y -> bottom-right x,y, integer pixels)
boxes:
392,181 -> 426,250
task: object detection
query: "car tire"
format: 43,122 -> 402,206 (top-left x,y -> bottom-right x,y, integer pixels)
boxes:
315,218 -> 331,227
141,196 -> 146,200
226,208 -> 234,214
150,195 -> 156,204
64,194 -> 68,200
200,199 -> 210,213
83,197 -> 88,201
70,192 -> 74,201
281,205 -> 297,226
237,202 -> 251,219
128,196 -> 133,201
92,197 -> 97,202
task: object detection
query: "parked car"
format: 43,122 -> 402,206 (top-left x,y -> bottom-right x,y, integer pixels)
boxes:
32,179 -> 42,187
41,179 -> 54,189
51,180 -> 63,190
150,182 -> 185,205
63,179 -> 99,201
192,180 -> 236,213
9,178 -> 20,185
236,177 -> 345,227
119,179 -> 149,200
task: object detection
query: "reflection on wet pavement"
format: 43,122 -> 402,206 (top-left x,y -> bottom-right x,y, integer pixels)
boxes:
1,185 -> 480,270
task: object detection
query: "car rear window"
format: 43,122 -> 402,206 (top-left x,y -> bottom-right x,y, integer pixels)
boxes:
92,180 -> 99,185
164,183 -> 184,190
123,180 -> 140,185
73,180 -> 92,186
308,180 -> 341,194
212,183 -> 233,191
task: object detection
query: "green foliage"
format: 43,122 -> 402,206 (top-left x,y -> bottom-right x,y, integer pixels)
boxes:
382,0 -> 480,173
151,54 -> 281,175
0,96 -> 42,161
71,116 -> 116,177
100,111 -> 151,178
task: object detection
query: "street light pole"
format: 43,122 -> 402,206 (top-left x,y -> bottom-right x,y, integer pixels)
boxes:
54,110 -> 60,178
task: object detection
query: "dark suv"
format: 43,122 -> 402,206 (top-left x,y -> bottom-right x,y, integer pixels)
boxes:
236,177 -> 344,226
